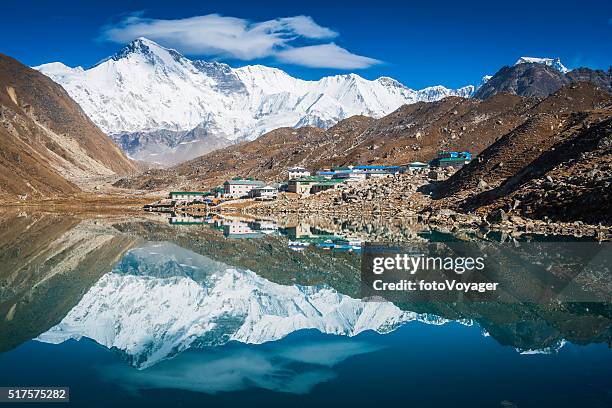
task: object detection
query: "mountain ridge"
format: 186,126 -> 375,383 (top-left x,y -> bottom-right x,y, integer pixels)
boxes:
514,56 -> 569,73
34,37 -> 474,165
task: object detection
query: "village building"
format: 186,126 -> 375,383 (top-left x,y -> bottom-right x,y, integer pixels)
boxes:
315,170 -> 336,179
211,186 -> 225,198
317,165 -> 402,181
288,241 -> 310,251
364,169 -> 395,179
437,157 -> 471,168
354,165 -> 402,175
222,220 -> 263,239
169,215 -> 205,225
249,220 -> 278,234
333,170 -> 367,182
310,179 -> 344,194
223,179 -> 265,199
288,166 -> 311,180
288,176 -> 330,195
431,151 -> 472,168
169,191 -> 207,201
249,185 -> 279,200
408,161 -> 429,171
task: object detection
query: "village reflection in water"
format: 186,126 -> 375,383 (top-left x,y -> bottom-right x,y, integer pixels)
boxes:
170,212 -> 367,252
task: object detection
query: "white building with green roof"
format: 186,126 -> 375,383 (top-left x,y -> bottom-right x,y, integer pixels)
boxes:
223,179 -> 266,198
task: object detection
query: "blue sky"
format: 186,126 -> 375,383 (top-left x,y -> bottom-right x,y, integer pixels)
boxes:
1,0 -> 610,88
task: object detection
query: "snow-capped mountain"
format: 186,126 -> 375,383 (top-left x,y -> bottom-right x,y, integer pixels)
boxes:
37,242 -> 452,369
514,57 -> 570,74
35,38 -> 474,165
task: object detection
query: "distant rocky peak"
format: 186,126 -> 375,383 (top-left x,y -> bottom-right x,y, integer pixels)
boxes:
514,57 -> 570,74
473,62 -> 570,100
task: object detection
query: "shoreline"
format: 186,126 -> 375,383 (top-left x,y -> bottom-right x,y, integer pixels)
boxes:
0,194 -> 158,214
2,176 -> 610,241
213,173 -> 612,241
166,198 -> 611,241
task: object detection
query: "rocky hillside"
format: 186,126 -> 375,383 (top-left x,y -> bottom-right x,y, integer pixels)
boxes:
0,53 -> 136,199
474,63 -> 611,99
438,83 -> 612,225
116,92 -> 540,190
566,68 -> 612,93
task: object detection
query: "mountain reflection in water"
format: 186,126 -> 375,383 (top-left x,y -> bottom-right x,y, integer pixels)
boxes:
37,241 -> 448,369
0,211 -> 610,402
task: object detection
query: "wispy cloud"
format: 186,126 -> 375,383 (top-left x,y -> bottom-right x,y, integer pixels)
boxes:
101,13 -> 380,69
277,43 -> 382,69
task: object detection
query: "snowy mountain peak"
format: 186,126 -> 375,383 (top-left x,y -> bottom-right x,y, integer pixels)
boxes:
106,37 -> 186,66
514,57 -> 569,74
115,37 -> 167,56
478,75 -> 493,89
34,38 -> 475,164
33,62 -> 84,81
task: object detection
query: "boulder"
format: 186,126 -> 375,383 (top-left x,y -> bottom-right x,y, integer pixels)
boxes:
487,209 -> 508,223
477,179 -> 489,190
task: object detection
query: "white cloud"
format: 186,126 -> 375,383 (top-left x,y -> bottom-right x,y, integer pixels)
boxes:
255,16 -> 338,39
101,13 -> 380,69
277,43 -> 382,69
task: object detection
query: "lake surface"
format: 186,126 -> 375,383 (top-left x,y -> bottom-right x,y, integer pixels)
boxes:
0,211 -> 610,407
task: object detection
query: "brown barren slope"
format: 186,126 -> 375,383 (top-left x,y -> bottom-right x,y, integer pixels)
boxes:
0,53 -> 136,199
437,83 -> 612,224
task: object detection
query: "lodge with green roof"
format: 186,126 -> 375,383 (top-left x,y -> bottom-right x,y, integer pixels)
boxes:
288,176 -> 343,195
430,151 -> 472,168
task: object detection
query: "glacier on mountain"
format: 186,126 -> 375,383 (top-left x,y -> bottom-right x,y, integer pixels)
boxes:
35,38 -> 474,164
